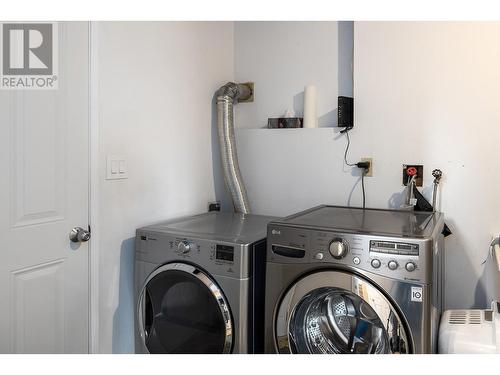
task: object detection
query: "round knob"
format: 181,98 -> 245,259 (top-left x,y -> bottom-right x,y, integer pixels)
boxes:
388,260 -> 398,270
329,238 -> 348,259
352,257 -> 361,265
405,262 -> 416,272
371,259 -> 381,269
177,240 -> 192,254
69,227 -> 91,243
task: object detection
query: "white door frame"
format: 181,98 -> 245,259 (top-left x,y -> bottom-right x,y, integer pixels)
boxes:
89,21 -> 100,354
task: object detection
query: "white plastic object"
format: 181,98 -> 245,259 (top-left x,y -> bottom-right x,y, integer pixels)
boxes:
494,244 -> 500,272
438,301 -> 500,353
303,85 -> 317,128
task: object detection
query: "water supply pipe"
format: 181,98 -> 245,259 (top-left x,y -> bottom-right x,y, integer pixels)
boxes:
432,169 -> 443,212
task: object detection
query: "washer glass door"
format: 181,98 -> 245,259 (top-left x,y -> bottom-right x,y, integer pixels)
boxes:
276,270 -> 409,354
138,262 -> 233,353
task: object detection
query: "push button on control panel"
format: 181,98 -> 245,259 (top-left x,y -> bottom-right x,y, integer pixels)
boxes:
388,260 -> 398,270
371,259 -> 381,269
405,261 -> 416,272
314,252 -> 324,260
352,256 -> 361,265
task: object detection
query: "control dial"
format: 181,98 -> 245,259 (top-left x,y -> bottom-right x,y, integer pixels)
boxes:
329,238 -> 348,259
177,240 -> 192,254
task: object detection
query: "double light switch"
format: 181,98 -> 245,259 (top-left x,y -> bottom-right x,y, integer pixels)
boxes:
106,155 -> 128,180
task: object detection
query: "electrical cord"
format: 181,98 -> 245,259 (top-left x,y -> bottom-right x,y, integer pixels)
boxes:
361,169 -> 366,209
344,128 -> 368,209
343,130 -> 357,167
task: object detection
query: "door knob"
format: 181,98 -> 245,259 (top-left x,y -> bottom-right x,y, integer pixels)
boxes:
69,227 -> 91,243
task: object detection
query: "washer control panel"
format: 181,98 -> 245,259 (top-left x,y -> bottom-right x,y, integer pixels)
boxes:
267,225 -> 432,283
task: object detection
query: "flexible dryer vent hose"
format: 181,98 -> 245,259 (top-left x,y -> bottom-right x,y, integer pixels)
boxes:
216,82 -> 252,214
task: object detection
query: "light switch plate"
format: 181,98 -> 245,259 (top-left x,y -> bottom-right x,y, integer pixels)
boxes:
106,155 -> 128,180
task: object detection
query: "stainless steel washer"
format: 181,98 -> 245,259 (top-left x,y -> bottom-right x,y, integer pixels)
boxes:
135,212 -> 275,354
264,205 -> 445,354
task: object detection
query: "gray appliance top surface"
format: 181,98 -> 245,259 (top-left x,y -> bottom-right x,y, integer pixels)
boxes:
272,205 -> 441,238
139,212 -> 278,245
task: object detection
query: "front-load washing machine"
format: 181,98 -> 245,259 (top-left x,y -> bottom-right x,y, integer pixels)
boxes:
135,212 -> 276,354
264,205 -> 445,354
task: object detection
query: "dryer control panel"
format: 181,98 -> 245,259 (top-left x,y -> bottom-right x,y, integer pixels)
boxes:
135,230 -> 257,279
267,224 -> 434,284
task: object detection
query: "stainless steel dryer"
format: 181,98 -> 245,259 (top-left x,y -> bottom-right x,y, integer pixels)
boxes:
264,205 -> 445,354
135,212 -> 275,354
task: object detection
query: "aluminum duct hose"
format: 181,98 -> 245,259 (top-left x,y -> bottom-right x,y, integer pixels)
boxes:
216,82 -> 252,214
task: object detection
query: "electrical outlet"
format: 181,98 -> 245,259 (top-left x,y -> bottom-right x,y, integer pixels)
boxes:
361,157 -> 373,177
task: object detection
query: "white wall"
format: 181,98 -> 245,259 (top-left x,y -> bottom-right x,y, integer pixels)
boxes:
235,22 -> 500,309
232,21 -> 358,213
353,22 -> 500,309
97,21 -> 234,353
234,22 -> 352,128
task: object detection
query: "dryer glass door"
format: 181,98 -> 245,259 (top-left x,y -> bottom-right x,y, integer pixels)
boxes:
276,270 -> 410,354
138,262 -> 233,353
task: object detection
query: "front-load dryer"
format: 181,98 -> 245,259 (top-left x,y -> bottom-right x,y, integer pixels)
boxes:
264,205 -> 445,354
135,212 -> 276,354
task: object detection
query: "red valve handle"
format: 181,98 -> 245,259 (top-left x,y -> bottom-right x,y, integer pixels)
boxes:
406,167 -> 417,176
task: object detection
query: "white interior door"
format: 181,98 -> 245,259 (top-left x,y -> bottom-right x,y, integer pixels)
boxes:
0,22 -> 90,353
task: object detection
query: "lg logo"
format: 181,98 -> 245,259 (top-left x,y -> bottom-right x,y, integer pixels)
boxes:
411,287 -> 423,302
2,23 -> 53,75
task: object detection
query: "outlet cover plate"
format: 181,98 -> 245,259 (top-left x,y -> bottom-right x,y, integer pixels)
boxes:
361,157 -> 373,177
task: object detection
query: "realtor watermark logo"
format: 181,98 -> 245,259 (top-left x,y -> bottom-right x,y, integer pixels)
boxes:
1,22 -> 58,89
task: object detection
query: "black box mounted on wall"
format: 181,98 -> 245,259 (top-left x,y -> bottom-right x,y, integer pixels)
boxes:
338,96 -> 353,129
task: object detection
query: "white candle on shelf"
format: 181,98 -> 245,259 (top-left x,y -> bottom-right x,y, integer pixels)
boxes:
303,85 -> 318,128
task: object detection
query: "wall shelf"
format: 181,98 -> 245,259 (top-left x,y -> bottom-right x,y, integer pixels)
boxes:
235,127 -> 339,132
